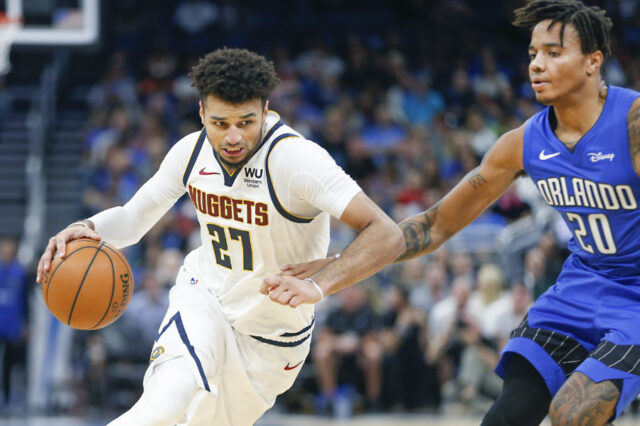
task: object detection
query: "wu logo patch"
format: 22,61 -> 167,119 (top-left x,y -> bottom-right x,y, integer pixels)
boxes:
244,167 -> 263,188
244,168 -> 263,178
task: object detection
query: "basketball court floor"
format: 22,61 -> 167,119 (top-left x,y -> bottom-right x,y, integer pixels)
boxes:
1,412 -> 639,425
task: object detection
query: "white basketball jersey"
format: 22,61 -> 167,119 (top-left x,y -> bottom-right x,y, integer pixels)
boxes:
162,112 -> 360,337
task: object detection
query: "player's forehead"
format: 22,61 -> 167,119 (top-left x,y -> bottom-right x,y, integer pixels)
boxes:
202,95 -> 263,120
529,19 -> 581,50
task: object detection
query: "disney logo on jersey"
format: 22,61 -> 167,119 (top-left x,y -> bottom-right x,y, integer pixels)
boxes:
587,152 -> 615,163
244,167 -> 263,188
188,184 -> 268,225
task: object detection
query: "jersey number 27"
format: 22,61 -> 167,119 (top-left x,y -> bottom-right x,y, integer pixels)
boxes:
207,224 -> 253,271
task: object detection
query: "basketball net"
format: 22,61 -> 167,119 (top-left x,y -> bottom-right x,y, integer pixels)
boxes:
0,13 -> 22,76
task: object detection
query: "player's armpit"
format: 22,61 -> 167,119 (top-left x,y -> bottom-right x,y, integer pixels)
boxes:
627,98 -> 640,177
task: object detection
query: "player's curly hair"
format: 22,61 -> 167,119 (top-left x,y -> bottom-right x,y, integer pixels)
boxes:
189,48 -> 279,105
513,0 -> 612,58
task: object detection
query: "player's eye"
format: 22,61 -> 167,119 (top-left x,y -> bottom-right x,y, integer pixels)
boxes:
528,52 -> 537,60
549,51 -> 561,57
241,120 -> 253,126
213,121 -> 226,127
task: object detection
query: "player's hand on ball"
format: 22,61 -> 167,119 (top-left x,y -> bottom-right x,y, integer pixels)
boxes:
37,223 -> 101,283
261,276 -> 323,307
279,257 -> 335,279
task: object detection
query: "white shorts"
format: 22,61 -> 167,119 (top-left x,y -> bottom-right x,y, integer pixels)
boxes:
144,265 -> 312,426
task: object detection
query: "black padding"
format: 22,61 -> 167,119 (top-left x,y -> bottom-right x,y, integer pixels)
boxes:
481,354 -> 552,426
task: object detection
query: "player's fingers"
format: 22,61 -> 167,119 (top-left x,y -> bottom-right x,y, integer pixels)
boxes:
288,295 -> 303,308
55,235 -> 67,259
268,285 -> 284,301
75,228 -> 101,242
261,276 -> 279,295
259,281 -> 272,295
42,237 -> 58,271
276,290 -> 292,305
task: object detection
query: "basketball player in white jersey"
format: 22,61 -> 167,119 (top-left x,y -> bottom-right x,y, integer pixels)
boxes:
36,48 -> 404,425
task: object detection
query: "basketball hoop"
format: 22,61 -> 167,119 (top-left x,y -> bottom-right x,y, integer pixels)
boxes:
0,13 -> 22,76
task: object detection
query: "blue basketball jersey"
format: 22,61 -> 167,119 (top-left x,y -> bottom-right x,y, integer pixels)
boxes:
523,86 -> 640,278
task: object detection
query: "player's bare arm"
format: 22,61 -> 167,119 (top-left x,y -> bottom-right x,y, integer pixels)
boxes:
396,125 -> 526,262
628,98 -> 640,177
36,219 -> 99,283
261,192 -> 404,307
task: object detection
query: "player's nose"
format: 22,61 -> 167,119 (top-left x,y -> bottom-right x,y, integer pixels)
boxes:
224,126 -> 242,144
529,54 -> 544,73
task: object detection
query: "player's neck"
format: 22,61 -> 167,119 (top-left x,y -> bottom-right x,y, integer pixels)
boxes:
551,81 -> 607,145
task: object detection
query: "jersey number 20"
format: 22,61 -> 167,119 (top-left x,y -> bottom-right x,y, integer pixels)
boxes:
565,212 -> 617,255
207,224 -> 253,270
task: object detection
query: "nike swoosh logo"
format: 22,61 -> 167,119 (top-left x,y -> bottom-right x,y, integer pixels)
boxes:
539,150 -> 561,160
284,360 -> 303,371
199,167 -> 220,175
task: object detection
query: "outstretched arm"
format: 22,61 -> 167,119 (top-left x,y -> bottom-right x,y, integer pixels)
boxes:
396,126 -> 526,261
261,191 -> 404,307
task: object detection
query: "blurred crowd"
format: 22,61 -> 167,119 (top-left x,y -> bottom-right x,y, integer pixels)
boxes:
3,0 -> 640,419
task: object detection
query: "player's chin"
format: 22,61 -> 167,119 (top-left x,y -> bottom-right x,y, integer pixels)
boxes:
220,155 -> 248,168
534,92 -> 554,105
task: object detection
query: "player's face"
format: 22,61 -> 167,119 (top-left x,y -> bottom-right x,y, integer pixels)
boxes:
200,95 -> 268,170
528,20 -> 600,105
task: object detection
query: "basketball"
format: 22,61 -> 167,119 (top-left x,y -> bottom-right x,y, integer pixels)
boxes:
41,238 -> 134,330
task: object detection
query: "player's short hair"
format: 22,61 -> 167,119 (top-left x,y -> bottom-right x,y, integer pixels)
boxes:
189,48 -> 279,105
513,0 -> 612,58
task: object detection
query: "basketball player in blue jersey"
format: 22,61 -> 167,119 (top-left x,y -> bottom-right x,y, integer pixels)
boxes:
285,0 -> 639,424
397,1 -> 640,424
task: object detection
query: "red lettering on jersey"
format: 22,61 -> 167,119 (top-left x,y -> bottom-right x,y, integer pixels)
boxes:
243,200 -> 255,224
255,202 -> 268,226
187,185 -> 268,225
207,193 -> 218,217
232,198 -> 243,222
197,189 -> 207,214
220,196 -> 232,219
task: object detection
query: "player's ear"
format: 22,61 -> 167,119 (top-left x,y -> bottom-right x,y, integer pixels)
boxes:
199,100 -> 205,125
263,100 -> 269,117
586,50 -> 603,76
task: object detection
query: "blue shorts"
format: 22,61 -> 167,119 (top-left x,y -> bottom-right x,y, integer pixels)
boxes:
496,260 -> 640,419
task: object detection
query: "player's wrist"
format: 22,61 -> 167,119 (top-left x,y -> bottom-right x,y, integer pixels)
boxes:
67,220 -> 95,231
304,277 -> 324,301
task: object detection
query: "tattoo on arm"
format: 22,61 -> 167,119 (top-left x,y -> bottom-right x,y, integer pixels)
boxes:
628,104 -> 640,177
396,203 -> 439,262
468,170 -> 487,190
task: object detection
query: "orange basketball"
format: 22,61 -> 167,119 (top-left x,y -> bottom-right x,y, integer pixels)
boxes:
41,238 -> 134,330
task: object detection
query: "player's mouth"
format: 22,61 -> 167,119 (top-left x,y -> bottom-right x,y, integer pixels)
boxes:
531,78 -> 548,90
222,146 -> 246,159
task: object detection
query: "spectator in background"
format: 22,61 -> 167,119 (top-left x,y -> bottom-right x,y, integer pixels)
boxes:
523,246 -> 549,299
471,48 -> 510,100
360,104 -> 407,169
0,237 -> 27,410
467,264 -> 504,329
312,285 -> 382,415
484,283 -> 532,350
401,73 -> 445,127
428,276 -> 473,392
379,286 -> 436,410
